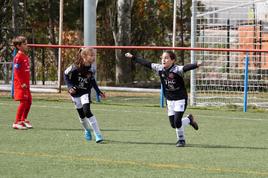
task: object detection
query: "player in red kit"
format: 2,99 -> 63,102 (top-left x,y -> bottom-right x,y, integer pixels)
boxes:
12,36 -> 33,130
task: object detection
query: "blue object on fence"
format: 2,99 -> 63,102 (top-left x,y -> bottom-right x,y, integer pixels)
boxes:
95,75 -> 101,102
243,53 -> 249,112
96,93 -> 100,102
11,49 -> 17,98
160,84 -> 164,108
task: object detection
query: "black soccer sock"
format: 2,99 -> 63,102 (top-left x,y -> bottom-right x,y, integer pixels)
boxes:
169,115 -> 176,128
174,112 -> 184,128
77,108 -> 85,119
83,103 -> 93,118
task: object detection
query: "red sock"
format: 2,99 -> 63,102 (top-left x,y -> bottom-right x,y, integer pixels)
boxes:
21,100 -> 32,121
15,101 -> 26,123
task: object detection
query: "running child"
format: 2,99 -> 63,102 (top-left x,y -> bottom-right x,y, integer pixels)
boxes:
64,47 -> 105,143
125,51 -> 202,147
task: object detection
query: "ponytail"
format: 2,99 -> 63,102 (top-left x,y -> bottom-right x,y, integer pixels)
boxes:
74,47 -> 95,69
74,48 -> 84,69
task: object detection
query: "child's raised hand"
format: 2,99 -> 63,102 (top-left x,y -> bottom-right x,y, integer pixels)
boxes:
125,53 -> 133,58
197,60 -> 204,67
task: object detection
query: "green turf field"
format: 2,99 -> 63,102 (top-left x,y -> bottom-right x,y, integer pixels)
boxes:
0,97 -> 267,178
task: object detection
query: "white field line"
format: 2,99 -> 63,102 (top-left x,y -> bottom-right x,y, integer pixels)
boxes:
0,102 -> 267,122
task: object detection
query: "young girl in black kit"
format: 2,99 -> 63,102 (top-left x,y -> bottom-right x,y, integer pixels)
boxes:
64,48 -> 105,143
125,51 -> 202,147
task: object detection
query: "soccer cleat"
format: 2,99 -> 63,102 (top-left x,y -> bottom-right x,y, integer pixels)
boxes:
12,122 -> 28,130
84,130 -> 92,141
176,140 -> 186,147
23,120 -> 33,129
95,133 -> 103,143
188,114 -> 199,130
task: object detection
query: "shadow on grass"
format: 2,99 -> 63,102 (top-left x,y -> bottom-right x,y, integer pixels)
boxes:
37,127 -> 140,132
186,143 -> 268,150
37,128 -> 82,131
105,139 -> 268,150
102,128 -> 141,132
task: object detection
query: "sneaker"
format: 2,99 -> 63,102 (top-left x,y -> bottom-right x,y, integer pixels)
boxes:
12,122 -> 28,130
84,130 -> 92,141
95,133 -> 103,143
176,140 -> 186,147
23,120 -> 33,129
188,114 -> 199,130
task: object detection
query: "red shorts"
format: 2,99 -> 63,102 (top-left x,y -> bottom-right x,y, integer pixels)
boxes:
14,88 -> 32,101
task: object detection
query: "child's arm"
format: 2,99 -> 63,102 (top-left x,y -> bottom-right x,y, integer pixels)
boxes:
125,53 -> 152,69
14,56 -> 28,89
91,78 -> 106,98
64,65 -> 77,94
183,61 -> 203,72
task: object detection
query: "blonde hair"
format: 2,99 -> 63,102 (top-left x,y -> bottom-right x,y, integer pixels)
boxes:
74,48 -> 95,69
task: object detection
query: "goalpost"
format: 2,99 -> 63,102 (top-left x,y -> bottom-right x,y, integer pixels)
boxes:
191,0 -> 268,109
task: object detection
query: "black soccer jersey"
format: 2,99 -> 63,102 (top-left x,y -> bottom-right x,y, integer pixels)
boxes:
152,64 -> 187,100
64,64 -> 101,97
133,57 -> 198,100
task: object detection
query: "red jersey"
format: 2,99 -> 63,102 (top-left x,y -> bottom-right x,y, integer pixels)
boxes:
13,50 -> 31,100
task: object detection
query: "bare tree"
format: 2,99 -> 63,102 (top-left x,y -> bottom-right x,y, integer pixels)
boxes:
48,0 -> 58,65
12,0 -> 18,34
114,0 -> 133,85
